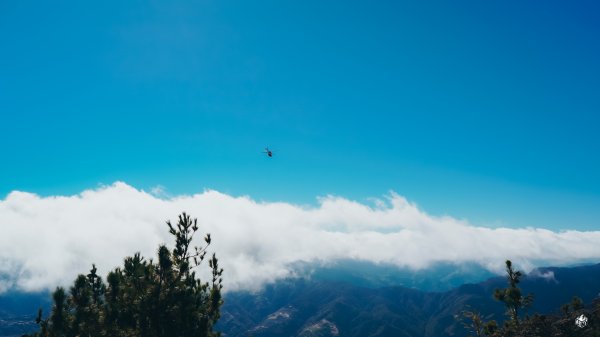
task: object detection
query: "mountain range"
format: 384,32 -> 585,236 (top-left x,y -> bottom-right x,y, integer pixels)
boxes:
217,263 -> 600,337
1,263 -> 600,337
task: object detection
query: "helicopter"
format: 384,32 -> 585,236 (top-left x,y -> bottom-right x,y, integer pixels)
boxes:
263,147 -> 273,157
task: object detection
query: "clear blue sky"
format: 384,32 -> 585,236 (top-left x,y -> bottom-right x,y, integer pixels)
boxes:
1,0 -> 599,230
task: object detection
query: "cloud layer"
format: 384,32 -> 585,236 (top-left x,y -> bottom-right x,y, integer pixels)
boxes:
1,182 -> 599,293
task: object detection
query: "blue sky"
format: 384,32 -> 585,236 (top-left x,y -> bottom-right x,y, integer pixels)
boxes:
1,0 -> 599,230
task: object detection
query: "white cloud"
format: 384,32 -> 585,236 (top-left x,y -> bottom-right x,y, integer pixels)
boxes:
0,182 -> 599,293
529,269 -> 558,283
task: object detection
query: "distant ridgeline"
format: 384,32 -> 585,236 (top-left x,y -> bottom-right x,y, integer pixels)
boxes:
290,259 -> 497,291
218,262 -> 600,337
0,291 -> 51,337
3,262 -> 600,337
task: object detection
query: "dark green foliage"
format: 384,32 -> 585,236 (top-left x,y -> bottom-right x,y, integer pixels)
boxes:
458,307 -> 486,337
464,260 -> 600,337
26,212 -> 223,337
493,260 -> 534,327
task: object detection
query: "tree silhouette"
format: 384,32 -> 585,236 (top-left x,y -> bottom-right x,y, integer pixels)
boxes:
463,260 -> 600,337
493,260 -> 534,328
27,212 -> 223,337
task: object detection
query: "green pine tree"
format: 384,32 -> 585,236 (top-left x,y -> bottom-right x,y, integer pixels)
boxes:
27,212 -> 223,337
493,260 -> 533,328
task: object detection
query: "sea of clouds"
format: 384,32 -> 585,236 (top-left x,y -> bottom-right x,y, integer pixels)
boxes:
0,182 -> 599,293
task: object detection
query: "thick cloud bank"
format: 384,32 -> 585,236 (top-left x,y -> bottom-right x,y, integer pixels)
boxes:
0,182 -> 599,293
